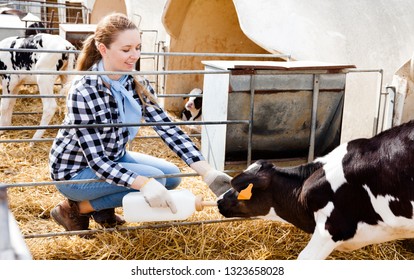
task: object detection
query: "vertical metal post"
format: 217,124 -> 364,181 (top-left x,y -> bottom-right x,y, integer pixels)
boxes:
0,186 -> 13,259
308,74 -> 320,162
373,69 -> 384,135
381,85 -> 395,132
247,73 -> 256,167
0,185 -> 32,260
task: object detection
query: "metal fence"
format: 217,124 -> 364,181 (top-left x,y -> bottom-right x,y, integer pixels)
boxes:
0,45 -> 290,258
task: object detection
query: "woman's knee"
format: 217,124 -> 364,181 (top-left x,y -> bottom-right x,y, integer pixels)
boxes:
55,184 -> 84,202
165,176 -> 181,190
121,159 -> 181,183
160,162 -> 181,189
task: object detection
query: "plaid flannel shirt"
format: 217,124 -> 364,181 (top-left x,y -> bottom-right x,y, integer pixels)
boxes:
49,64 -> 204,187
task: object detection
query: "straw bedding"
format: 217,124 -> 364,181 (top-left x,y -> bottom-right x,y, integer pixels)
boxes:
2,85 -> 414,260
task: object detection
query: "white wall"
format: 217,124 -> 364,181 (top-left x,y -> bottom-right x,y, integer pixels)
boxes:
233,0 -> 414,141
124,0 -> 169,95
124,0 -> 169,69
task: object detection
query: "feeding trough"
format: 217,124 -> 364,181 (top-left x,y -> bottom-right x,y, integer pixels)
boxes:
201,60 -> 355,170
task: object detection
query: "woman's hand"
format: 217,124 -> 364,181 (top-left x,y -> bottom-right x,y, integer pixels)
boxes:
136,178 -> 177,213
202,169 -> 232,197
190,161 -> 232,197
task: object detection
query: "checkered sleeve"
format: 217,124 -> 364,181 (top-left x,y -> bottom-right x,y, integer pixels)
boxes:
141,85 -> 205,165
67,85 -> 137,187
144,105 -> 205,165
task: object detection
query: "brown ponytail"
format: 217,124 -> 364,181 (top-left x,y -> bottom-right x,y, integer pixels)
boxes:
76,35 -> 101,72
133,77 -> 160,110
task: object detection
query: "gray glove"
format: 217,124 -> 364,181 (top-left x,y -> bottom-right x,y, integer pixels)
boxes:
190,161 -> 232,197
203,169 -> 232,197
140,179 -> 177,213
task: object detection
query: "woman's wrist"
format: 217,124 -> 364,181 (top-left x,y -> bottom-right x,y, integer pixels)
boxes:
131,176 -> 151,190
190,160 -> 212,176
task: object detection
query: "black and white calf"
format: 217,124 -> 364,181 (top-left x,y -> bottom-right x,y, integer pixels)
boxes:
0,33 -> 76,142
218,120 -> 414,259
181,88 -> 203,121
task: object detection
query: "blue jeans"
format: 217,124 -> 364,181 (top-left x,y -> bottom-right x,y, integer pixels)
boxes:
55,151 -> 181,211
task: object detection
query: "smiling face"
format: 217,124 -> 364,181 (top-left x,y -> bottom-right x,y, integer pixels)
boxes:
98,28 -> 141,79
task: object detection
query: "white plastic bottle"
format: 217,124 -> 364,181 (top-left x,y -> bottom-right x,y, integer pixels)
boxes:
122,189 -> 217,222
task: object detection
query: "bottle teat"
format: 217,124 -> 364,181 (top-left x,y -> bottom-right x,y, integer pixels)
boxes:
195,195 -> 217,211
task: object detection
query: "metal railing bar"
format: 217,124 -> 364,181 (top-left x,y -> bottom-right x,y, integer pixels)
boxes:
0,69 -> 230,76
0,173 -> 196,189
0,94 -> 202,99
6,0 -> 87,9
347,68 -> 383,73
0,95 -> 66,99
0,48 -> 288,59
23,217 -> 259,239
0,134 -> 201,143
0,120 -> 249,131
157,94 -> 202,98
0,48 -> 76,54
0,137 -> 55,143
145,52 -> 289,58
0,167 -> 240,189
0,27 -> 59,32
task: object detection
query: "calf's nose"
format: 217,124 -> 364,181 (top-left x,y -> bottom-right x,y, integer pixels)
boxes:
186,102 -> 194,109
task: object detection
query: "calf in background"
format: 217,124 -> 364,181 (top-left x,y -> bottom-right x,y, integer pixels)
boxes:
181,88 -> 203,133
181,88 -> 202,121
218,120 -> 414,259
0,33 -> 76,143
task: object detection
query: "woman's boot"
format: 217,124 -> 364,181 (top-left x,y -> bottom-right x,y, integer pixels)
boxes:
51,199 -> 90,231
92,208 -> 125,228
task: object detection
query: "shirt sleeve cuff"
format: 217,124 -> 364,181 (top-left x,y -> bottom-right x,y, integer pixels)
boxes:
185,154 -> 205,166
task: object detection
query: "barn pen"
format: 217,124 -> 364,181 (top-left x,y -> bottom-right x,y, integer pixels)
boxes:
0,42 -> 414,260
201,60 -> 359,171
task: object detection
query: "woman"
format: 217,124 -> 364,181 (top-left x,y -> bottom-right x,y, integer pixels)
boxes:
49,13 -> 231,232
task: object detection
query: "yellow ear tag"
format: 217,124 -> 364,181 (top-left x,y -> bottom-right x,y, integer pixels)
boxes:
237,183 -> 253,200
